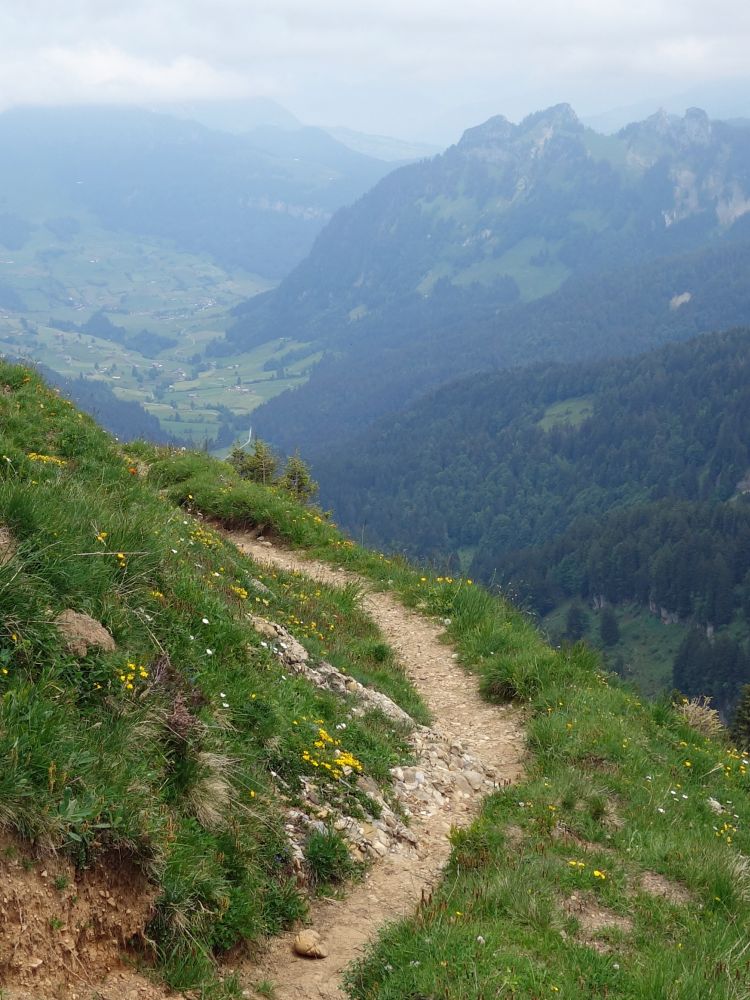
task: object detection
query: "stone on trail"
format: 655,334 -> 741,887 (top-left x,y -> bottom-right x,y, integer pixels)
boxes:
293,928 -> 329,959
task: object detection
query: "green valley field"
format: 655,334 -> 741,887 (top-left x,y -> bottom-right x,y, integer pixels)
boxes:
0,220 -> 326,444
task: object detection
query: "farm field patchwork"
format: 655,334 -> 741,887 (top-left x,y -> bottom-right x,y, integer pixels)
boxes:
0,218 -> 322,444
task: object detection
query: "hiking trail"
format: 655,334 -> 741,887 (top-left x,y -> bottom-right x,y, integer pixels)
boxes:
230,532 -> 526,1000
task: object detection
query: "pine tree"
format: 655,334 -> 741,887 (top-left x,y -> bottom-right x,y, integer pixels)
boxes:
229,439 -> 278,485
672,630 -> 710,699
565,603 -> 589,640
279,451 -> 318,503
731,685 -> 750,751
599,606 -> 620,647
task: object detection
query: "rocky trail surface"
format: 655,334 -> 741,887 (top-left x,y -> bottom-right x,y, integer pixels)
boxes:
230,533 -> 526,1000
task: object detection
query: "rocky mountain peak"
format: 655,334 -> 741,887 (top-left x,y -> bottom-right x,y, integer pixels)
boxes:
683,106 -> 713,145
621,106 -> 713,150
518,102 -> 582,133
457,113 -> 515,151
456,103 -> 582,164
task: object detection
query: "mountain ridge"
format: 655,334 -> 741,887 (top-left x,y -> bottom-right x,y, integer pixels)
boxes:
223,104 -> 750,454
0,104 -> 394,279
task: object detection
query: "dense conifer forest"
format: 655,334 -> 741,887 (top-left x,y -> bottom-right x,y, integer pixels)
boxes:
315,327 -> 750,711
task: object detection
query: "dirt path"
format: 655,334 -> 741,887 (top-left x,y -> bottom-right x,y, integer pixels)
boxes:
230,533 -> 526,1000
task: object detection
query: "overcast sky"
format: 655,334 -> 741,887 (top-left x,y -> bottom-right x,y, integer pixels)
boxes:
1,0 -> 749,142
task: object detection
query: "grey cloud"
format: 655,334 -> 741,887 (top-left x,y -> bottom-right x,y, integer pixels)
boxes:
0,1 -> 749,139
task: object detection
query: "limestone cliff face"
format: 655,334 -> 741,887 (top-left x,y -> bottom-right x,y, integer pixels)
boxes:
457,104 -> 750,234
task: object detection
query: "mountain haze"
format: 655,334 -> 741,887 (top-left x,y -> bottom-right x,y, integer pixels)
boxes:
0,104 -> 402,445
0,105 -> 394,279
225,105 -> 750,452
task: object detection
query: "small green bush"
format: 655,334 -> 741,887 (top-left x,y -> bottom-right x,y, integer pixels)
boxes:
304,827 -> 357,888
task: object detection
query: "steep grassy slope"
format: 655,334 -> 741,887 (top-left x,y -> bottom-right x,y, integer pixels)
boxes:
0,362 -> 424,995
3,362 -> 750,999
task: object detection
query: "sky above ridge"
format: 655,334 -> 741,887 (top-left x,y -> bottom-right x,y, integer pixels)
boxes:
1,0 -> 749,143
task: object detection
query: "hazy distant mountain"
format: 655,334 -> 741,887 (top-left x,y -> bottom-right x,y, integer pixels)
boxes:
582,101 -> 671,134
153,97 -> 303,134
220,104 -> 750,451
242,124 -> 403,173
325,126 -> 441,162
0,105 -> 394,279
228,104 -> 750,346
584,82 -> 750,134
155,96 -> 438,163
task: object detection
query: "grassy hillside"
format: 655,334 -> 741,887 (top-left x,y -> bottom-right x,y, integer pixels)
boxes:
3,361 -> 750,998
138,459 -> 750,1000
543,600 -> 684,698
147,440 -> 750,999
0,361 -> 426,994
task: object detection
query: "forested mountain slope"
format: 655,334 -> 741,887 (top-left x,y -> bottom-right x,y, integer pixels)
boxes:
224,105 -> 750,453
253,237 -> 750,454
316,326 -> 750,570
314,325 -> 750,709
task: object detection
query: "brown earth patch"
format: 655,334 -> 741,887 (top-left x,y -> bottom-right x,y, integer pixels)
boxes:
55,609 -> 116,658
504,824 -> 525,849
563,891 -> 632,952
602,802 -> 625,832
0,835 -> 168,1000
551,823 -> 600,851
640,871 -> 693,905
579,754 -> 619,775
0,523 -> 16,566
